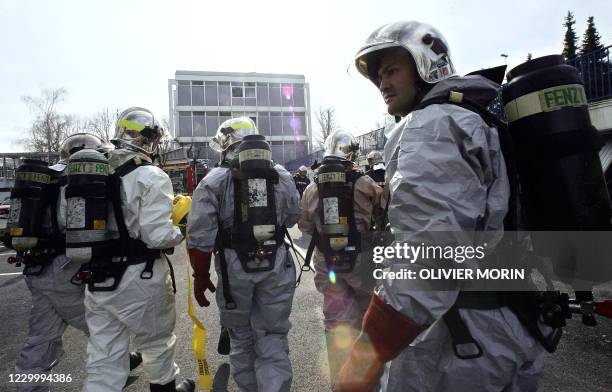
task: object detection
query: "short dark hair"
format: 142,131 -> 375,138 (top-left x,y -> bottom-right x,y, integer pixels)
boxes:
365,47 -> 414,86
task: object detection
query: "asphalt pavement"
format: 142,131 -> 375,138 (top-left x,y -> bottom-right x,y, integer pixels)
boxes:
0,224 -> 611,391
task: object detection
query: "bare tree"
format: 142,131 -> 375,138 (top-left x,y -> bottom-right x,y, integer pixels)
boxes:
314,106 -> 339,150
21,88 -> 80,161
373,113 -> 396,130
86,108 -> 114,142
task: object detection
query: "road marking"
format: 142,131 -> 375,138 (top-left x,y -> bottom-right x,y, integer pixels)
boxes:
0,272 -> 22,276
0,251 -> 16,256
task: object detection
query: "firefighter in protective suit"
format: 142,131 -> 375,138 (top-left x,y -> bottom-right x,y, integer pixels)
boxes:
293,165 -> 311,198
336,21 -> 545,391
298,130 -> 382,388
187,117 -> 300,392
364,151 -> 385,188
13,134 -> 128,392
82,108 -> 194,392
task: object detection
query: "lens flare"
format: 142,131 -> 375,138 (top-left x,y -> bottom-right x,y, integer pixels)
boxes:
282,85 -> 294,99
328,270 -> 337,284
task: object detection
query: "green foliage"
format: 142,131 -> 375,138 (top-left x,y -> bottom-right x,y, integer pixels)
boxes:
580,16 -> 603,55
562,11 -> 578,59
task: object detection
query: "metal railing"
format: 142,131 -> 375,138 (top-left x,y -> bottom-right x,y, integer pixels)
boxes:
284,127 -> 386,172
567,45 -> 612,102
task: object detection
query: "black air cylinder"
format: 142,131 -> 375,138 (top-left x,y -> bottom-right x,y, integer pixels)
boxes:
502,55 -> 611,238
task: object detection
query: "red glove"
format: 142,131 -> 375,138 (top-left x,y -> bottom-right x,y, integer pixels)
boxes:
595,300 -> 612,319
336,294 -> 427,392
188,249 -> 216,307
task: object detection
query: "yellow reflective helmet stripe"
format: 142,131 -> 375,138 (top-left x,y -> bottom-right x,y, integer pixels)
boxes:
230,121 -> 255,130
118,119 -> 146,132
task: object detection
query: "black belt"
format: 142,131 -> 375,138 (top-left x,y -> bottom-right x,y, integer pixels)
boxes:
454,291 -> 503,310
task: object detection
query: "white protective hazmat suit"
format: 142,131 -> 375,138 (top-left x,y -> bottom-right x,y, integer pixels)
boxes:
83,149 -> 183,392
379,76 -> 545,392
187,164 -> 300,392
15,163 -> 88,392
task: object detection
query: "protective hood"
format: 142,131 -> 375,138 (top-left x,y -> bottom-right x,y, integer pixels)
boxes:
421,75 -> 501,108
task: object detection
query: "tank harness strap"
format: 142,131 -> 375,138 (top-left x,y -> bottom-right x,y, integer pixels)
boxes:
110,159 -> 157,274
215,230 -> 237,310
283,226 -> 309,287
443,304 -> 484,360
162,252 -> 177,294
414,92 -> 521,236
444,291 -> 502,360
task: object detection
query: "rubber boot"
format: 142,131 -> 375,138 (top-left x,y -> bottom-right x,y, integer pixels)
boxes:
129,351 -> 143,371
150,379 -> 195,392
217,326 -> 231,355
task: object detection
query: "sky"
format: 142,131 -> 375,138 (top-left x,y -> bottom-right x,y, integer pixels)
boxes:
0,0 -> 611,152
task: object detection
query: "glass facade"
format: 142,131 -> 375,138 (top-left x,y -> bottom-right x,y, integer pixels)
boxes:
173,75 -> 310,164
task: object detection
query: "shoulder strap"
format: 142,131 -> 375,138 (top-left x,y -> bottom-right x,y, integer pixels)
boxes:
114,158 -> 152,178
414,92 -> 519,232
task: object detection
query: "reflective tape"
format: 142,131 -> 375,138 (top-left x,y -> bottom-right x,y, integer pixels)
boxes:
505,83 -> 587,122
318,172 -> 346,183
239,149 -> 271,163
187,261 -> 212,390
15,171 -> 51,184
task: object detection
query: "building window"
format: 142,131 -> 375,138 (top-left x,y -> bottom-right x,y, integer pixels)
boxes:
205,83 -> 218,106
219,111 -> 231,127
193,111 -> 206,136
178,111 -> 192,137
269,83 -> 281,107
206,112 -> 219,135
219,82 -> 231,106
257,83 -> 269,106
271,143 -> 283,163
284,142 -> 296,161
232,86 -> 244,97
178,81 -> 191,106
281,84 -> 293,107
270,112 -> 282,136
258,112 -> 270,135
293,84 -> 305,107
192,82 -> 205,106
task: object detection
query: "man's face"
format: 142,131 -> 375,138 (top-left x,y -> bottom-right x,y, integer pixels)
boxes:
376,50 -> 420,117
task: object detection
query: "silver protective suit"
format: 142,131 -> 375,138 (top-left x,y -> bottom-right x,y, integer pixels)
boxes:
15,163 -> 88,392
379,76 -> 544,392
83,149 -> 183,392
298,174 -> 382,385
187,165 -> 300,392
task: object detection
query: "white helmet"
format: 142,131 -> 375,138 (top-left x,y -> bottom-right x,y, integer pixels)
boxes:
366,150 -> 383,165
209,117 -> 259,153
355,20 -> 456,85
324,130 -> 359,161
59,133 -> 106,162
298,165 -> 308,175
112,107 -> 164,156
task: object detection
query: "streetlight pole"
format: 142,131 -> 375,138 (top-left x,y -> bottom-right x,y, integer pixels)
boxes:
500,53 -> 508,65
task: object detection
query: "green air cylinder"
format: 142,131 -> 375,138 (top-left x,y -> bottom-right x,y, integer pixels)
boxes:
7,159 -> 56,251
502,55 -> 612,242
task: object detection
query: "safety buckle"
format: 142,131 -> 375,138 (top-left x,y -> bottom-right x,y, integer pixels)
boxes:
452,341 -> 483,360
140,270 -> 153,279
301,264 -> 312,272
